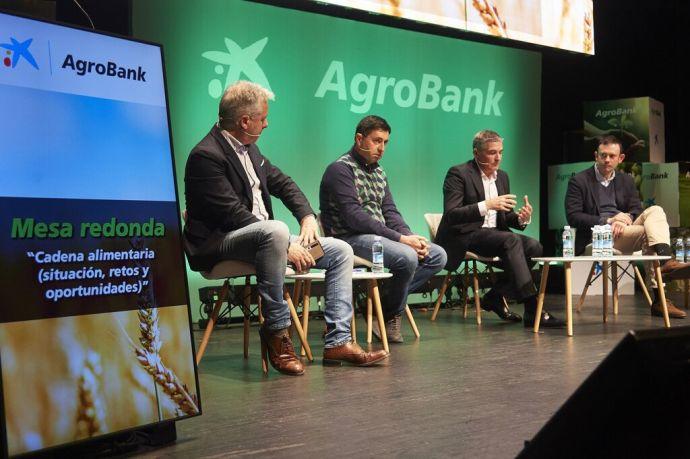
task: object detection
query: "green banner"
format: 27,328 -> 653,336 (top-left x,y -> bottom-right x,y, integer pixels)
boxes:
547,161 -> 591,230
133,0 -> 541,318
641,163 -> 679,227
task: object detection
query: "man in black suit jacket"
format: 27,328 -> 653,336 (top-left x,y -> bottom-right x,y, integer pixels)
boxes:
566,135 -> 690,319
437,130 -> 564,328
184,81 -> 387,375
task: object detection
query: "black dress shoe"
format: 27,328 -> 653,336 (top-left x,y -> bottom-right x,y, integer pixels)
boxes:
523,310 -> 565,329
481,295 -> 522,322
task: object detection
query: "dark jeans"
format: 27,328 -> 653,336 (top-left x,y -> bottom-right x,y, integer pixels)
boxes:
463,229 -> 542,302
343,234 -> 447,318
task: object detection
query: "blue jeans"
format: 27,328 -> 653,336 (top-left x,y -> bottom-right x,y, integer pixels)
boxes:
343,234 -> 447,317
218,220 -> 354,348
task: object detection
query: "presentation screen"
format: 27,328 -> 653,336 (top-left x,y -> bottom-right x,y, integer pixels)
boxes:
0,12 -> 199,457
313,0 -> 594,54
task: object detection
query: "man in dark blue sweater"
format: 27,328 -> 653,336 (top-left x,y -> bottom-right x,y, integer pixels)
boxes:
320,115 -> 447,342
566,135 -> 690,319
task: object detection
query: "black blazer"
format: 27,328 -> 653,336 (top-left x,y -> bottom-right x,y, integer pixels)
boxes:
436,159 -> 524,268
183,125 -> 313,271
565,166 -> 642,255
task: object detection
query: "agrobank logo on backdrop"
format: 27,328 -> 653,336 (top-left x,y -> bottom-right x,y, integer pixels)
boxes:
315,61 -> 504,116
202,37 -> 504,116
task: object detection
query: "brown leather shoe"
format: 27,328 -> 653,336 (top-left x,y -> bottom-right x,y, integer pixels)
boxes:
323,341 -> 388,366
259,327 -> 305,376
660,259 -> 690,280
651,299 -> 687,319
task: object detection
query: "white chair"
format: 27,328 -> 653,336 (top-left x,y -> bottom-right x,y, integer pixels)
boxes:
195,261 -> 313,372
577,246 -> 652,315
424,213 -> 502,325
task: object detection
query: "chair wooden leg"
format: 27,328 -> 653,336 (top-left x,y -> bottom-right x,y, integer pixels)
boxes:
472,260 -> 481,325
634,265 -> 653,307
351,308 -> 357,342
243,277 -> 251,359
431,273 -> 451,321
293,280 -> 302,310
653,261 -> 671,328
577,263 -> 596,312
258,296 -> 264,324
463,262 -> 469,318
300,280 -> 312,357
283,289 -> 314,361
366,292 -> 373,343
260,328 -> 269,375
196,279 -> 229,365
405,305 -> 420,338
369,280 -> 389,353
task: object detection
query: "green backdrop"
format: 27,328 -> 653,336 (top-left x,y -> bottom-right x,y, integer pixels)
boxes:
132,0 -> 542,320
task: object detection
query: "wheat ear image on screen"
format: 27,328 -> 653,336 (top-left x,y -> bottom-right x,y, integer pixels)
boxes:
0,257 -> 198,456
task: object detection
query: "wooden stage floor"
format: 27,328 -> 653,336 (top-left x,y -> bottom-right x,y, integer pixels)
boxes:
141,292 -> 687,458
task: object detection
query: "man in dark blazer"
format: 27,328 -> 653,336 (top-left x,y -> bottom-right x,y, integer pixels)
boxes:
184,81 -> 387,375
437,130 -> 564,328
566,134 -> 690,319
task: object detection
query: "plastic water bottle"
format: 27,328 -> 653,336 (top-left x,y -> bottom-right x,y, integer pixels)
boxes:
372,236 -> 384,273
562,225 -> 574,257
591,226 -> 601,256
675,238 -> 685,262
602,224 -> 613,257
685,236 -> 690,263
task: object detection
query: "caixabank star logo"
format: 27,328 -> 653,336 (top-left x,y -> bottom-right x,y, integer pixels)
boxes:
202,37 -> 272,98
1,36 -> 39,70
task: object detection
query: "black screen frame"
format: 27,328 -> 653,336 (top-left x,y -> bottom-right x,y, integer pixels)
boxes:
0,9 -> 201,458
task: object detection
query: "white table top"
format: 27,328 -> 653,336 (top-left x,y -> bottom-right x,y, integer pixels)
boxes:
352,271 -> 392,280
533,255 -> 671,263
285,270 -> 392,280
285,271 -> 325,280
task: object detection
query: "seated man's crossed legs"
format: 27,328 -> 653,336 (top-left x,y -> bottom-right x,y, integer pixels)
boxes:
218,221 -> 387,376
298,236 -> 388,365
611,205 -> 688,319
343,234 -> 447,343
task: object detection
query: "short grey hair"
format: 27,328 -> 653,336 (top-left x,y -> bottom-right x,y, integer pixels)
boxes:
218,80 -> 275,129
472,129 -> 503,152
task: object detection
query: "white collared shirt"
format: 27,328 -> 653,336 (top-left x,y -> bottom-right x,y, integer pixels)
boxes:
220,130 -> 269,221
476,162 -> 530,227
594,164 -> 616,187
476,165 -> 498,228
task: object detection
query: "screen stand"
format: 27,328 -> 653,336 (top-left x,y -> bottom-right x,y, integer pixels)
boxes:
146,420 -> 177,446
